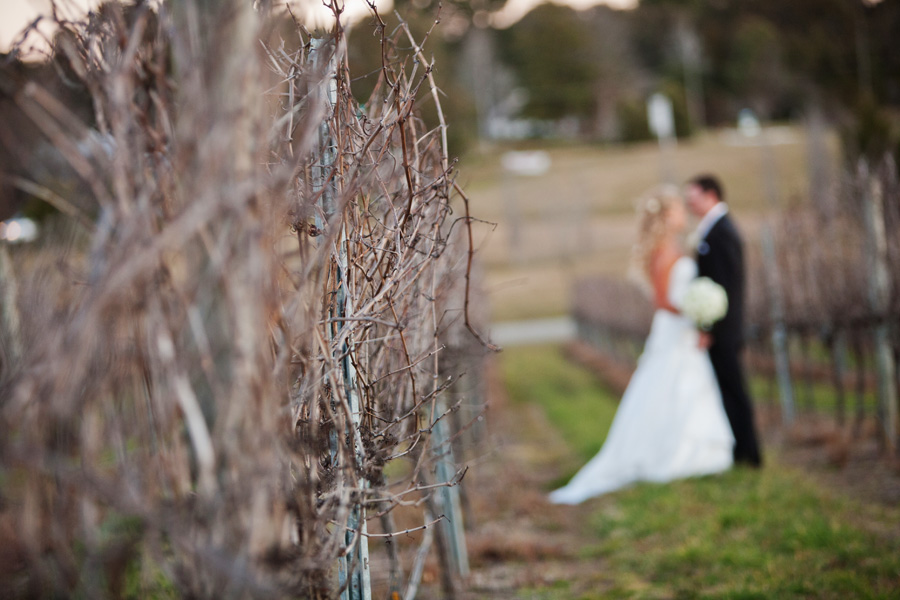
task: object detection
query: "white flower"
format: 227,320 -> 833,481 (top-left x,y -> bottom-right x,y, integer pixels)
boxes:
645,198 -> 661,214
682,277 -> 728,329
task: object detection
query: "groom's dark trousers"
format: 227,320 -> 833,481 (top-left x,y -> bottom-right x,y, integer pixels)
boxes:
709,343 -> 761,466
696,213 -> 762,467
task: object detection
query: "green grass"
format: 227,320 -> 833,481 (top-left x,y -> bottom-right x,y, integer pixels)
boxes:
500,344 -> 900,599
746,334 -> 882,419
501,344 -> 619,464
749,374 -> 879,418
582,469 -> 900,598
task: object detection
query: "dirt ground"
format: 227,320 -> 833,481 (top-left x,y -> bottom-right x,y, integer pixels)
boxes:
440,358 -> 621,599
773,417 -> 900,506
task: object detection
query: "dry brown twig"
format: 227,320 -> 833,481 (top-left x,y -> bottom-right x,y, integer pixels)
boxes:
0,1 -> 493,597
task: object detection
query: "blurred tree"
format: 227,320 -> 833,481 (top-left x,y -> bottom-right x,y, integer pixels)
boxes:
497,4 -> 596,123
456,27 -> 520,141
724,16 -> 789,119
743,0 -> 858,106
633,0 -> 895,122
867,0 -> 900,106
629,1 -> 685,76
616,96 -> 653,142
346,10 -> 479,155
583,5 -> 647,141
842,93 -> 898,164
345,0 -> 898,149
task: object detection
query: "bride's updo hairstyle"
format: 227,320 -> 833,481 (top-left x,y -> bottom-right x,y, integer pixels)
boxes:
631,185 -> 683,276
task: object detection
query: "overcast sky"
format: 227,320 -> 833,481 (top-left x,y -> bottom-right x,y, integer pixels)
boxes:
2,0 -> 636,56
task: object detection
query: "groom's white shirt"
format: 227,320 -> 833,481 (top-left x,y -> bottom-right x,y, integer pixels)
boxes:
695,201 -> 729,242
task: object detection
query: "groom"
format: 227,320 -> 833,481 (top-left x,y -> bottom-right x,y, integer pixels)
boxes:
685,175 -> 762,467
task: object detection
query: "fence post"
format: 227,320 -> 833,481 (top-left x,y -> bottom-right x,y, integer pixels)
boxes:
0,246 -> 22,365
761,228 -> 795,425
831,330 -> 849,427
311,37 -> 372,600
760,128 -> 795,425
860,159 -> 898,455
432,413 -> 470,586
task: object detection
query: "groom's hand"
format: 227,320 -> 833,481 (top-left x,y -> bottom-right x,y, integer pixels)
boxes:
698,332 -> 713,349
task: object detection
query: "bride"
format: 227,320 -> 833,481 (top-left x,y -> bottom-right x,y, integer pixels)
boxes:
549,187 -> 734,505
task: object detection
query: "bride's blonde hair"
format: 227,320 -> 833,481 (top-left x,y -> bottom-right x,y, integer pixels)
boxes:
630,185 -> 683,277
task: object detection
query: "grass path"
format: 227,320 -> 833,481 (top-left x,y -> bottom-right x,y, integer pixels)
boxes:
453,345 -> 900,599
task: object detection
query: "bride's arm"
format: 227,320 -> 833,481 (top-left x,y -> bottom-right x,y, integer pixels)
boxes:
651,248 -> 681,313
666,257 -> 696,313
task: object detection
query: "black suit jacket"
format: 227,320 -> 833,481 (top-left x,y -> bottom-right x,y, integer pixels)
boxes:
695,213 -> 745,348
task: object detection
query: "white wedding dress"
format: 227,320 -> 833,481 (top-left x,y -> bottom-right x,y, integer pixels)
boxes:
550,257 -> 734,505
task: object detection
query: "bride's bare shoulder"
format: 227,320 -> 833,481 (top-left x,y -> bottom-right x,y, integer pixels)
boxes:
649,243 -> 685,311
649,243 -> 683,274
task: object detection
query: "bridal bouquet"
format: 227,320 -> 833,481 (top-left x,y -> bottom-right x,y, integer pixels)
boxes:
682,277 -> 728,330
